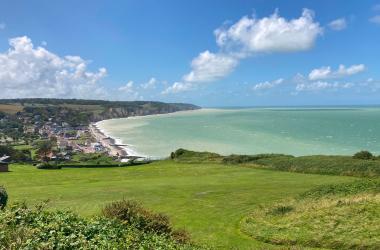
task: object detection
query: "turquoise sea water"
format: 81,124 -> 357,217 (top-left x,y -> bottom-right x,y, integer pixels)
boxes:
97,108 -> 380,158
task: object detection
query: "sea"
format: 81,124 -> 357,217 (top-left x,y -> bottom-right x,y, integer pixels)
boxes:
96,107 -> 380,158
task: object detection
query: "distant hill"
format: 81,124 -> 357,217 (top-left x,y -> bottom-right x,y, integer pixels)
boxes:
0,98 -> 200,126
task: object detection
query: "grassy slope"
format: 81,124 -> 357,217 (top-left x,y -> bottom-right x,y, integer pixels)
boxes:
1,161 -> 355,249
241,180 -> 380,249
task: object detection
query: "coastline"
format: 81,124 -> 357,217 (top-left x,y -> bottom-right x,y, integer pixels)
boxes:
90,109 -> 204,159
89,123 -> 132,158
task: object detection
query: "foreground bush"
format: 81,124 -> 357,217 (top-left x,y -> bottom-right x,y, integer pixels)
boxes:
0,186 -> 7,209
241,180 -> 380,249
0,203 -> 199,249
103,199 -> 190,243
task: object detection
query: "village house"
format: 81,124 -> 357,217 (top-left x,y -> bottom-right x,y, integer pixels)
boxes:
0,155 -> 10,172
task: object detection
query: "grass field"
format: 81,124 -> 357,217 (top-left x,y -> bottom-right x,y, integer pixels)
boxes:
241,180 -> 380,249
0,103 -> 23,114
0,161 -> 356,249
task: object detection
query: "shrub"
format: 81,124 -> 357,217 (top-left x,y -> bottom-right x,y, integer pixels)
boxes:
0,204 -> 198,249
222,154 -> 292,164
0,186 -> 7,209
171,149 -> 222,163
353,151 -> 374,160
36,162 -> 61,170
268,205 -> 294,216
102,199 -> 172,234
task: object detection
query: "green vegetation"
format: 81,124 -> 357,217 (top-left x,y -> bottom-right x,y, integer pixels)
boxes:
172,149 -> 380,177
0,145 -> 32,162
253,155 -> 380,177
0,98 -> 200,127
0,202 -> 197,249
0,186 -> 7,209
170,148 -> 222,163
1,161 -> 354,248
241,180 -> 380,249
103,199 -> 190,243
60,153 -> 132,168
353,150 -> 374,160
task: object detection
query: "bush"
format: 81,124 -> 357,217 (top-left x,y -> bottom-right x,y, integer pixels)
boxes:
171,149 -> 222,163
223,154 -> 292,164
36,162 -> 61,170
268,205 -> 294,216
0,204 -> 198,249
102,199 -> 172,234
353,150 -> 374,160
0,186 -> 7,209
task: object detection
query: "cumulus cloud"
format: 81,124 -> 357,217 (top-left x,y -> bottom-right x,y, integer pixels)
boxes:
215,9 -> 322,55
369,15 -> 380,25
161,82 -> 193,94
252,78 -> 284,91
141,77 -> 157,89
328,18 -> 347,30
308,64 -> 365,80
0,36 -> 108,99
0,22 -> 5,30
183,51 -> 238,83
295,81 -> 353,92
163,9 -> 323,94
118,81 -> 142,100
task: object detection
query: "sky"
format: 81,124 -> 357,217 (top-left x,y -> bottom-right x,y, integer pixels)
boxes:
0,0 -> 379,107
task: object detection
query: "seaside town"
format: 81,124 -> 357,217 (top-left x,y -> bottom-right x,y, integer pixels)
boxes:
0,107 -> 143,166
0,99 -> 198,169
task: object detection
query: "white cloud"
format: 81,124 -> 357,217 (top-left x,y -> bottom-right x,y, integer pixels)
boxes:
295,81 -> 353,92
164,9 -> 323,94
369,15 -> 380,24
308,64 -> 365,80
141,77 -> 157,89
0,22 -> 5,30
183,51 -> 238,83
214,9 -> 322,55
118,81 -> 134,92
252,78 -> 284,91
161,82 -> 193,94
328,18 -> 347,31
118,81 -> 142,100
0,36 -> 108,99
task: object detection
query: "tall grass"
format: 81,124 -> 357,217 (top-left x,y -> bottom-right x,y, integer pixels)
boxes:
241,180 -> 380,249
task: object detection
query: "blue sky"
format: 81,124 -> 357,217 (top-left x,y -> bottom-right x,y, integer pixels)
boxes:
0,0 -> 379,107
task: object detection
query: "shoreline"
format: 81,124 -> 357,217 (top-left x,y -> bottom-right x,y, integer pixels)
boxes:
89,123 -> 132,158
90,109 -> 203,159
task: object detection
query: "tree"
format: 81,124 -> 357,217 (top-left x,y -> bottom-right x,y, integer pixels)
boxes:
36,140 -> 53,162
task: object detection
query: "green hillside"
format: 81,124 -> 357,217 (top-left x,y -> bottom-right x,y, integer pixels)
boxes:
1,160 -> 356,249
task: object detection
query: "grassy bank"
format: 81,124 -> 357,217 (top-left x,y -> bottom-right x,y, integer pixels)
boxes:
0,161 -> 354,249
172,149 -> 380,177
241,180 -> 380,249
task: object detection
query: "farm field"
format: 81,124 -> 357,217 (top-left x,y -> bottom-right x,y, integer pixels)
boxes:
0,161 -> 356,249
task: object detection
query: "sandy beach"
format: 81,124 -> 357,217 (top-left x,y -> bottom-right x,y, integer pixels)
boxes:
89,123 -> 129,157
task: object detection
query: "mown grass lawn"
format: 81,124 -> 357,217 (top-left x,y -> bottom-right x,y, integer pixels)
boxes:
0,161 -> 356,249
